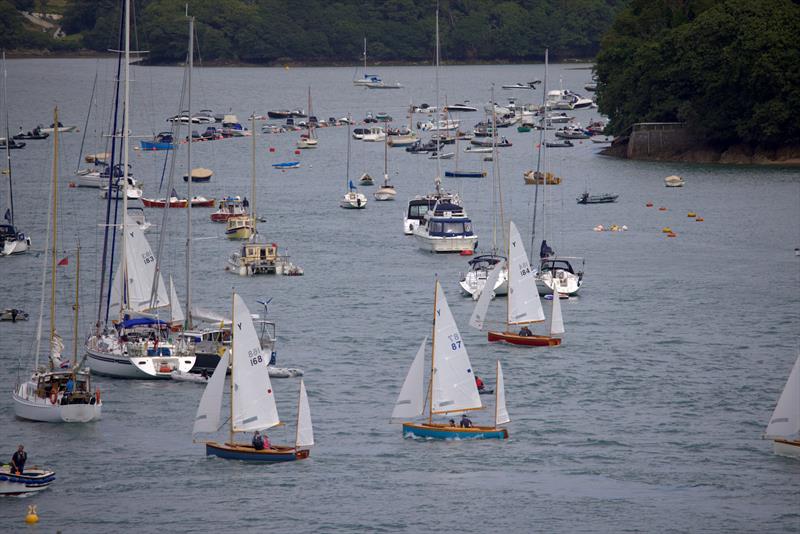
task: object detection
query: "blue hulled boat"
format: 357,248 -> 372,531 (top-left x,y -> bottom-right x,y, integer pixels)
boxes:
140,131 -> 175,151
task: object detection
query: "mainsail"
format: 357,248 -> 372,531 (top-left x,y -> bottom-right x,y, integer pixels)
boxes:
231,294 -> 280,433
495,360 -> 510,426
431,282 -> 482,414
391,337 -> 427,420
765,355 -> 800,439
192,351 -> 230,435
507,220 -> 545,325
469,260 -> 505,330
549,287 -> 564,335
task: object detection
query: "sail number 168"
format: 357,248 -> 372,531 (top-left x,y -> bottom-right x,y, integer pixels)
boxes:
248,349 -> 263,366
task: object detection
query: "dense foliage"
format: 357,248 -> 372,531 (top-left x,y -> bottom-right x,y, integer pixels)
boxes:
0,0 -> 77,51
55,0 -> 624,64
595,0 -> 800,148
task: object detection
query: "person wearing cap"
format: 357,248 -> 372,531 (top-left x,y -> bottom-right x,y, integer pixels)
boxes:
459,414 -> 473,428
252,431 -> 265,450
10,445 -> 27,474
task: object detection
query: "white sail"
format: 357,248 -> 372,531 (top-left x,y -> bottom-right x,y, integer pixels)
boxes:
169,276 -> 185,325
469,260 -> 505,331
495,360 -> 510,426
765,355 -> 800,439
231,294 -> 280,433
109,215 -> 169,313
391,336 -> 427,420
507,221 -> 545,325
295,379 -> 314,448
549,288 -> 564,335
192,350 -> 229,435
431,282 -> 482,414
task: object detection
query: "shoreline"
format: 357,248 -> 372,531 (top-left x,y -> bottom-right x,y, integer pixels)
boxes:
601,138 -> 800,167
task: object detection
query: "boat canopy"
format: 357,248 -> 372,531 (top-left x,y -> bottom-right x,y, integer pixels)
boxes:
119,317 -> 169,329
467,254 -> 506,268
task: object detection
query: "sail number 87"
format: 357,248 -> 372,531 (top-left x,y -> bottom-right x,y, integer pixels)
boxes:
248,349 -> 263,366
448,333 -> 461,351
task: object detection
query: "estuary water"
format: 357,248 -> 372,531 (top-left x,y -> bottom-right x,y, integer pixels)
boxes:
0,59 -> 798,532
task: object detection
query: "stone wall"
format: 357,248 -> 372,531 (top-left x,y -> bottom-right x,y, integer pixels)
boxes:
627,122 -> 694,160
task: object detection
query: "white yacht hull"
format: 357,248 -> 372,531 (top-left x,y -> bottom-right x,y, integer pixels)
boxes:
12,382 -> 102,423
85,341 -> 195,379
374,187 -> 396,201
459,268 -> 508,298
413,229 -> 477,253
403,217 -> 421,235
74,172 -> 106,188
1,237 -> 30,256
340,192 -> 367,209
536,270 -> 581,296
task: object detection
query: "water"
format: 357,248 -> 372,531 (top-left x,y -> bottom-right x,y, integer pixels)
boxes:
1,59 -> 798,532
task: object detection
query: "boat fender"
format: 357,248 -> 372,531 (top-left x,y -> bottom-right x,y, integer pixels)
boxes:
95,388 -> 100,404
49,389 -> 58,405
17,232 -> 24,240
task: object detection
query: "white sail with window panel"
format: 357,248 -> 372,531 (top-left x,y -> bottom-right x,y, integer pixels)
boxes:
231,294 -> 280,433
192,351 -> 229,435
431,282 -> 482,414
765,355 -> 800,439
392,337 -> 427,420
507,221 -> 545,325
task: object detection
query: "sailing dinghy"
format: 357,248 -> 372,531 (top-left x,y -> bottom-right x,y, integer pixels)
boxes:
193,293 -> 313,461
764,355 -> 800,458
392,280 -> 509,440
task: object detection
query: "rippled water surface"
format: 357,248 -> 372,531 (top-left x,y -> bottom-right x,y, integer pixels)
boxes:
1,59 -> 798,532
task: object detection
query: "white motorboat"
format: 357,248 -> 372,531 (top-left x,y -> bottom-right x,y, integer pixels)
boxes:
459,254 -> 508,299
547,89 -> 593,110
501,81 -> 540,89
362,126 -> 386,142
665,175 -> 685,187
536,255 -> 584,296
387,133 -> 417,147
0,465 -> 56,496
413,199 -> 477,253
443,103 -> 478,112
464,146 -> 493,153
364,81 -> 403,89
39,122 -> 78,133
418,118 -> 460,132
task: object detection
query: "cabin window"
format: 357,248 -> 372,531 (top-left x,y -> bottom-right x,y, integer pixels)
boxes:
443,221 -> 465,235
431,222 -> 444,234
409,205 -> 429,218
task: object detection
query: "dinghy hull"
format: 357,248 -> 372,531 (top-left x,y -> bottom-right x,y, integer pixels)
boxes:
773,439 -> 800,459
487,331 -> 561,346
402,422 -> 508,440
206,442 -> 310,462
0,467 -> 56,496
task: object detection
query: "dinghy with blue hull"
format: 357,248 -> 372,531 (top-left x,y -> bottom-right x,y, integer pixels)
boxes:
402,422 -> 508,440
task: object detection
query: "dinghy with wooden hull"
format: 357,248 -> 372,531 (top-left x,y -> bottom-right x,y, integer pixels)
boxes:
487,330 -> 560,346
764,355 -> 799,459
193,294 -> 314,462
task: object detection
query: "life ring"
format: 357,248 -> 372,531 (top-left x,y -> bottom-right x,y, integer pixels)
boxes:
49,389 -> 58,404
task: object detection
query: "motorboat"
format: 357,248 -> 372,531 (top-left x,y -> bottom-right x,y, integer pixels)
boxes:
140,131 -> 175,150
362,127 -> 386,142
13,125 -> 48,140
364,81 -> 403,89
546,89 -> 593,110
523,170 -> 561,185
0,137 -> 25,149
665,175 -> 685,187
413,199 -> 477,253
501,81 -> 540,89
267,109 -> 293,119
403,189 -> 460,235
141,195 -> 215,208
226,240 -> 303,276
546,139 -> 574,148
536,256 -> 584,296
464,145 -> 493,154
387,132 -> 418,147
418,118 -> 460,132
0,465 -> 56,495
577,192 -> 618,204
471,136 -> 512,148
225,215 -> 254,240
459,254 -> 508,299
39,122 -> 78,133
410,103 -> 436,114
430,151 -> 455,160
211,196 -> 248,222
0,307 -> 28,321
443,103 -> 478,112
554,125 -> 590,139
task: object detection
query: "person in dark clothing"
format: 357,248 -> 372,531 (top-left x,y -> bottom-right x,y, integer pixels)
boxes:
459,414 -> 473,428
519,326 -> 533,337
242,197 -> 249,209
11,308 -> 18,322
252,431 -> 264,450
10,445 -> 27,474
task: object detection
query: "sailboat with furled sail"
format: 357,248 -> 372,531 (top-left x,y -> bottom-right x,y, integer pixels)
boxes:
471,220 -> 564,347
392,280 -> 509,440
13,108 -> 102,422
193,293 -> 313,461
764,355 -> 799,458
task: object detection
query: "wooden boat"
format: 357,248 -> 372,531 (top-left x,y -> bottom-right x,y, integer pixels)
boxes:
523,170 -> 561,185
225,215 -> 254,240
764,355 -> 800,458
392,279 -> 509,441
182,167 -> 213,182
193,293 -> 314,462
471,221 -> 564,347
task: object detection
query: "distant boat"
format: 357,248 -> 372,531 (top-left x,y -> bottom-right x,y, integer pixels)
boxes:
445,170 -> 485,178
665,175 -> 685,187
392,279 -> 509,440
365,81 -> 403,89
763,355 -> 800,458
182,167 -> 213,183
501,81 -> 540,89
272,161 -> 300,169
443,103 -> 477,112
140,131 -> 175,151
577,191 -> 618,204
341,122 -> 367,209
0,465 -> 56,495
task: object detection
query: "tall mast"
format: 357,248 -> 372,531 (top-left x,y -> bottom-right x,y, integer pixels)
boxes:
120,0 -> 131,318
49,107 -> 59,355
433,5 -> 441,194
363,37 -> 367,73
427,278 -> 439,424
346,119 -> 351,192
185,14 -> 194,329
229,292 -> 235,445
250,114 -> 256,233
530,48 -> 548,262
72,242 -> 80,365
34,107 -> 56,369
2,52 -> 13,227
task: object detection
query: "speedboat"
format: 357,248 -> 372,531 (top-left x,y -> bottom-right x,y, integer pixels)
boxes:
364,81 -> 403,89
536,256 -> 584,296
577,192 -> 618,204
39,122 -> 78,133
443,103 -> 478,112
0,223 -> 31,256
413,199 -> 477,253
13,125 -> 48,140
501,81 -> 540,89
211,196 -> 248,222
459,254 -> 508,299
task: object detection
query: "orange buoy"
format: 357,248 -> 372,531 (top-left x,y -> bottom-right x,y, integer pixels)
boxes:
687,212 -> 696,217
460,249 -> 474,256
667,232 -> 677,237
658,207 -> 667,211
645,202 -> 654,207
269,147 -> 276,153
695,217 -> 704,222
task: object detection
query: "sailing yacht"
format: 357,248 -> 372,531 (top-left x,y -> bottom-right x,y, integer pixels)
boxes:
374,127 -> 396,201
471,221 -> 564,347
296,87 -> 318,149
1,52 -> 30,257
392,280 -> 509,440
340,122 -> 367,209
13,108 -> 102,422
352,38 -> 382,86
764,355 -> 800,458
193,293 -> 314,461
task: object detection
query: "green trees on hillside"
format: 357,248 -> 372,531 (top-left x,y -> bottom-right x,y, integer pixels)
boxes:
55,0 -> 623,64
595,0 -> 800,148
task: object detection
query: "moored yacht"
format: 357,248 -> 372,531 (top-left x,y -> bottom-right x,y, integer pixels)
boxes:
459,254 -> 508,299
413,199 -> 477,253
536,255 -> 584,296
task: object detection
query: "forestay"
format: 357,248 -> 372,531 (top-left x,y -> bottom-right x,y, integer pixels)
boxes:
232,294 -> 280,433
495,360 -> 510,426
469,260 -> 505,331
507,221 -> 545,325
295,379 -> 314,448
765,355 -> 800,439
392,337 -> 427,420
192,351 -> 230,435
431,282 -> 482,414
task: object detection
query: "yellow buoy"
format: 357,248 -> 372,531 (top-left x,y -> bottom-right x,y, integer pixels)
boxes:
25,505 -> 39,524
687,212 -> 696,217
662,227 -> 672,233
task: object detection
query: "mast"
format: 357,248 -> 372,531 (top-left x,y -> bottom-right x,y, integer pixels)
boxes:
494,360 -> 499,426
120,0 -> 131,319
49,108 -> 59,352
346,118 -> 351,192
250,114 -> 256,233
427,278 -> 439,424
530,48 -> 548,262
363,37 -> 367,74
383,115 -> 388,184
433,4 -> 441,194
229,292 -> 235,445
185,13 -> 194,329
72,242 -> 80,365
2,51 -> 13,227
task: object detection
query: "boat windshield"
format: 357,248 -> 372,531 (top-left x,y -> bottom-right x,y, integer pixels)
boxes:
407,203 -> 430,220
429,220 -> 473,236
